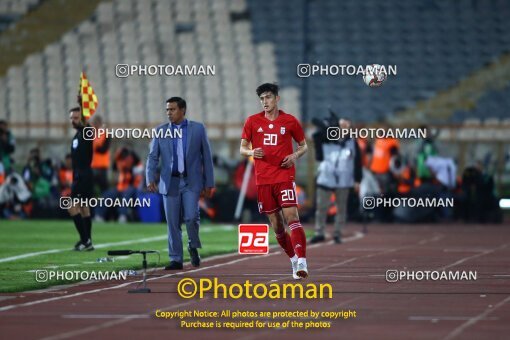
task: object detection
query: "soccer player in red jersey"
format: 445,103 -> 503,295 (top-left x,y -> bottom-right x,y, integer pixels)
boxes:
240,83 -> 309,279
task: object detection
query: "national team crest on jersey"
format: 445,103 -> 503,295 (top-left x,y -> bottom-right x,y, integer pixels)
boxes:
280,127 -> 286,135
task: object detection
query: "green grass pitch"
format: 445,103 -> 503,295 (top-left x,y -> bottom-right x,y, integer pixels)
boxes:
0,220 -> 241,292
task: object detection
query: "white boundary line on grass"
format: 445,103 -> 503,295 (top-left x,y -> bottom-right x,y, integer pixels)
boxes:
0,235 -> 167,263
0,231 -> 365,313
0,225 -> 236,264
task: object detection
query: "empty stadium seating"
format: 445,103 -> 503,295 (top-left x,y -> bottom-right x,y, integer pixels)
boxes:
453,83 -> 510,123
247,0 -> 510,122
0,0 -> 41,32
0,0 -> 278,138
0,0 -> 509,139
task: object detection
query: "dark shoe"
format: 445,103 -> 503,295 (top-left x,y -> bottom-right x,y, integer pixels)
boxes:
73,240 -> 83,251
84,239 -> 95,251
188,246 -> 201,267
333,236 -> 342,244
309,235 -> 325,244
165,261 -> 183,270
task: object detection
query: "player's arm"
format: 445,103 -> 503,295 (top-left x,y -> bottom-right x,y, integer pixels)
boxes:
281,139 -> 308,168
240,139 -> 264,158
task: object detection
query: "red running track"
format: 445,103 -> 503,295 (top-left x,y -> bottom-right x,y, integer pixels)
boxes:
0,223 -> 509,340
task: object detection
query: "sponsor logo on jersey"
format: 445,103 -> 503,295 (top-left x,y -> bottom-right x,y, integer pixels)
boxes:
257,127 -> 263,133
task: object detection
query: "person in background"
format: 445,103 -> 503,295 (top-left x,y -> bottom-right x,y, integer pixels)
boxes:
311,117 -> 362,244
425,155 -> 457,190
416,125 -> 437,181
0,162 -> 4,186
369,123 -> 400,194
425,155 -> 457,221
95,147 -> 143,223
0,120 -> 15,175
22,149 -> 38,188
460,161 -> 502,223
390,155 -> 417,196
22,148 -> 53,206
58,154 -> 73,197
0,172 -> 31,219
90,115 -> 110,194
354,122 -> 372,169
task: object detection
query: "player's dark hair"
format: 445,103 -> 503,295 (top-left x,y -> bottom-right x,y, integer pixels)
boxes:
166,97 -> 187,111
256,83 -> 279,97
69,107 -> 81,113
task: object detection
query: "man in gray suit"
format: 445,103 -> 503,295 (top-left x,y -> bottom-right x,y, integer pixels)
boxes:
146,97 -> 214,269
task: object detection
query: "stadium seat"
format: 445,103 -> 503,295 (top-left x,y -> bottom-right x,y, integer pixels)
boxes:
1,0 -> 509,132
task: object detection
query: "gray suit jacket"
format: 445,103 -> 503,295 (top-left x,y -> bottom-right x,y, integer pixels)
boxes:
146,120 -> 214,196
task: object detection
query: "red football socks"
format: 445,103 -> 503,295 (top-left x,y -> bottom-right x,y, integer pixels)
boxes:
288,220 -> 306,258
275,230 -> 295,258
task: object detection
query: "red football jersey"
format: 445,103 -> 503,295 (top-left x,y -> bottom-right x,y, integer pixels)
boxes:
241,110 -> 305,185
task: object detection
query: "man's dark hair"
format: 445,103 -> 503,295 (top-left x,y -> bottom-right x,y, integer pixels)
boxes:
256,83 -> 279,97
69,107 -> 81,113
166,97 -> 187,111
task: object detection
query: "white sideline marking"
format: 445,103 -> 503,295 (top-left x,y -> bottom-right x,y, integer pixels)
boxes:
43,301 -> 198,340
42,231 -> 471,340
0,225 -> 235,264
409,316 -> 498,321
41,232 -> 366,340
28,255 -> 131,272
345,248 -> 391,251
443,248 -> 492,253
0,231 -> 365,313
243,273 -> 290,276
237,234 -> 446,340
0,235 -> 167,263
440,244 -> 508,270
443,295 -> 510,340
0,256 -> 265,313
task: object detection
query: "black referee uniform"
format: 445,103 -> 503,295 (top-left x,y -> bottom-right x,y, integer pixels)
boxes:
71,126 -> 94,199
70,125 -> 94,249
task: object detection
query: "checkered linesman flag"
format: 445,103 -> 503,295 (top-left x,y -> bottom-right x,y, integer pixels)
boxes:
78,71 -> 98,119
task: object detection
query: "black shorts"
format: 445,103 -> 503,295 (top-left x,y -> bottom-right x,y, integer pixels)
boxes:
71,169 -> 94,199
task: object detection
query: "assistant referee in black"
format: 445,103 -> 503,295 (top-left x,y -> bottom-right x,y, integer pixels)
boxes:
68,106 -> 94,251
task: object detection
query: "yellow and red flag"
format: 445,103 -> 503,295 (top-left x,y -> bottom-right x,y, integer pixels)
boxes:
78,71 -> 98,119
